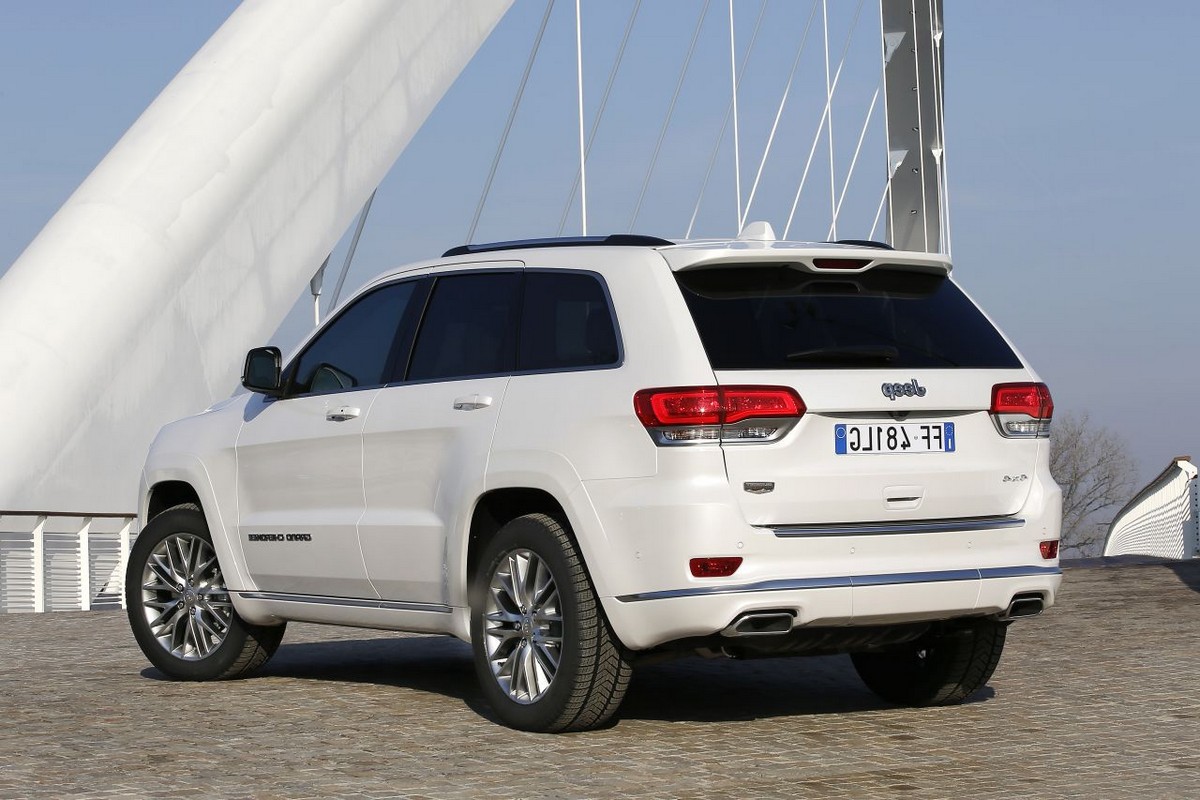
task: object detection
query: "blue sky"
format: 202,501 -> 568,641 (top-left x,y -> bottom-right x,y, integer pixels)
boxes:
1,1 -> 1197,485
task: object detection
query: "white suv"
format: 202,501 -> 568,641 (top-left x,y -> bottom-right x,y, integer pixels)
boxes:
126,228 -> 1062,732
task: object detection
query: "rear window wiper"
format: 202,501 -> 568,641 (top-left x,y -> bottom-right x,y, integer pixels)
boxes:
785,345 -> 899,364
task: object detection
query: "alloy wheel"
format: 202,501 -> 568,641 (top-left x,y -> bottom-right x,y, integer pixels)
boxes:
482,548 -> 564,704
138,533 -> 233,660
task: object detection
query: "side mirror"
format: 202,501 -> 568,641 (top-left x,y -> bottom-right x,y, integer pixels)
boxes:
242,346 -> 283,396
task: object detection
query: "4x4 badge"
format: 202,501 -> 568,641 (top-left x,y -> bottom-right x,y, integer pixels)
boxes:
881,379 -> 927,400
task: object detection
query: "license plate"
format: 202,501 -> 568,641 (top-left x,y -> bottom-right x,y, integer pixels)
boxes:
835,422 -> 955,454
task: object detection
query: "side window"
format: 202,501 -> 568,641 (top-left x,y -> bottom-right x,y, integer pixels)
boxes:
407,272 -> 521,381
519,271 -> 619,371
289,281 -> 417,395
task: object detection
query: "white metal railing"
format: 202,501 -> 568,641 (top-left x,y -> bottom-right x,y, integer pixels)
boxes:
0,510 -> 138,613
1104,458 -> 1199,560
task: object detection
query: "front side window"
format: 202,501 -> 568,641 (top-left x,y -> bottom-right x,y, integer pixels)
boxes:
407,272 -> 521,381
288,280 -> 417,395
519,271 -> 619,371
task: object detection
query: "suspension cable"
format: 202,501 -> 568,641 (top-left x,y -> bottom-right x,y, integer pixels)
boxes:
684,0 -> 768,238
728,0 -> 742,230
822,0 -> 836,239
575,0 -> 588,234
869,178 -> 888,241
740,0 -> 819,229
329,189 -> 376,310
466,0 -> 556,242
827,83 -> 879,239
557,0 -> 642,236
781,0 -> 865,239
629,0 -> 710,230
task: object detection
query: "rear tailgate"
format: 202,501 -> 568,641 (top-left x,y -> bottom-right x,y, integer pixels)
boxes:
670,253 -> 1045,526
715,368 -> 1039,525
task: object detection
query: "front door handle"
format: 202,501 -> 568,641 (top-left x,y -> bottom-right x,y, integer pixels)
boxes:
452,394 -> 493,411
326,406 -> 361,422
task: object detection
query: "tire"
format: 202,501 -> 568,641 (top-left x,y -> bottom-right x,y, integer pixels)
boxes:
125,503 -> 285,680
470,513 -> 632,733
850,619 -> 1007,706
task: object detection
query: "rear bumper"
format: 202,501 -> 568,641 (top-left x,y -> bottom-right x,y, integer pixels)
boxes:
602,565 -> 1061,650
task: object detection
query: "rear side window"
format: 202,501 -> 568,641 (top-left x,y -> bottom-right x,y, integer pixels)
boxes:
519,272 -> 619,371
676,265 -> 1021,369
407,272 -> 521,381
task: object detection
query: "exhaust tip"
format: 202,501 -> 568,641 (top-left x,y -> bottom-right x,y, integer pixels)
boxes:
722,611 -> 796,637
1003,593 -> 1045,620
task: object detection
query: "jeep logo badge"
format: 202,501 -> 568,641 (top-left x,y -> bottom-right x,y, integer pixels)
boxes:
881,379 -> 927,400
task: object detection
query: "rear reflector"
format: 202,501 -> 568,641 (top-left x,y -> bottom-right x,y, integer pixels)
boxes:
990,382 -> 1053,439
689,557 -> 743,578
635,386 -> 805,446
1040,540 -> 1059,560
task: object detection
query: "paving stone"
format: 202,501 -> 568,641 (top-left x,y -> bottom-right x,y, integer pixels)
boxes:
0,560 -> 1197,799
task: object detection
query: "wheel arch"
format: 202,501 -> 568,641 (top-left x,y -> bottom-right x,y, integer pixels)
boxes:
462,480 -> 616,612
146,481 -> 203,521
140,455 -> 253,593
466,488 -> 569,588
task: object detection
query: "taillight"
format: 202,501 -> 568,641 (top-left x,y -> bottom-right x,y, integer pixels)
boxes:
634,385 -> 805,445
1040,540 -> 1059,560
990,382 -> 1053,439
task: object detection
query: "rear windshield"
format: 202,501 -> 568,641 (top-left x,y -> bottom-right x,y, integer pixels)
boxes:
675,264 -> 1021,370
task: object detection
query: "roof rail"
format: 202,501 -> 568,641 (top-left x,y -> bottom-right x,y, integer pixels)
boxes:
442,233 -> 674,258
829,239 -> 894,250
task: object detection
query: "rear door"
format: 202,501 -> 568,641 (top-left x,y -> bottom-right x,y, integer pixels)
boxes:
359,269 -> 520,604
673,262 -> 1042,526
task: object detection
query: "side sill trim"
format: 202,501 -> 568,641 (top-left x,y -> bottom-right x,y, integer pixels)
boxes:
768,515 -> 1026,537
235,591 -> 451,614
614,565 -> 1061,603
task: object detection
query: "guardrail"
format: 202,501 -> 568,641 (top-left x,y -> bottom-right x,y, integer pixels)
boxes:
1104,457 -> 1199,560
0,510 -> 138,613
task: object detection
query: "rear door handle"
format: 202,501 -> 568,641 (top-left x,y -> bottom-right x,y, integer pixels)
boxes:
326,406 -> 361,422
452,394 -> 493,411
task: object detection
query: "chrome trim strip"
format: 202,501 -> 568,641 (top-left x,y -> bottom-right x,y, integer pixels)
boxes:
979,566 -> 1061,580
768,515 -> 1026,537
614,565 -> 1061,603
235,591 -> 451,614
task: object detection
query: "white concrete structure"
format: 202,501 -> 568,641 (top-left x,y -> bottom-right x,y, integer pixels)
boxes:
0,0 -> 511,513
1104,457 -> 1199,559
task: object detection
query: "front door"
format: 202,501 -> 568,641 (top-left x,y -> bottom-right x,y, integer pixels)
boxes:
236,279 -> 422,598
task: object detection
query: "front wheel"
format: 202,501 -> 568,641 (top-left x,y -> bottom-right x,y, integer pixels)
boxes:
470,513 -> 632,732
851,619 -> 1007,706
125,503 -> 285,681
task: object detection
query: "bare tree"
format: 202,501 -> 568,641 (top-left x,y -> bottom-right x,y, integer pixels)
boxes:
1049,411 -> 1137,557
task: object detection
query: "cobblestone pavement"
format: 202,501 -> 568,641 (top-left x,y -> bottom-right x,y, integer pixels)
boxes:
1,560 -> 1197,799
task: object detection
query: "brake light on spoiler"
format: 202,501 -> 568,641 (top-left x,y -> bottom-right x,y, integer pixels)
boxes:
634,386 -> 805,445
990,382 -> 1053,439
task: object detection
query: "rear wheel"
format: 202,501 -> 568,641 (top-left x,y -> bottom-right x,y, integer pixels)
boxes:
125,503 -> 285,680
850,619 -> 1007,706
471,513 -> 632,732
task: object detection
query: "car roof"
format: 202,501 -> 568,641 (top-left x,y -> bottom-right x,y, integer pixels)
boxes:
439,232 -> 952,275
